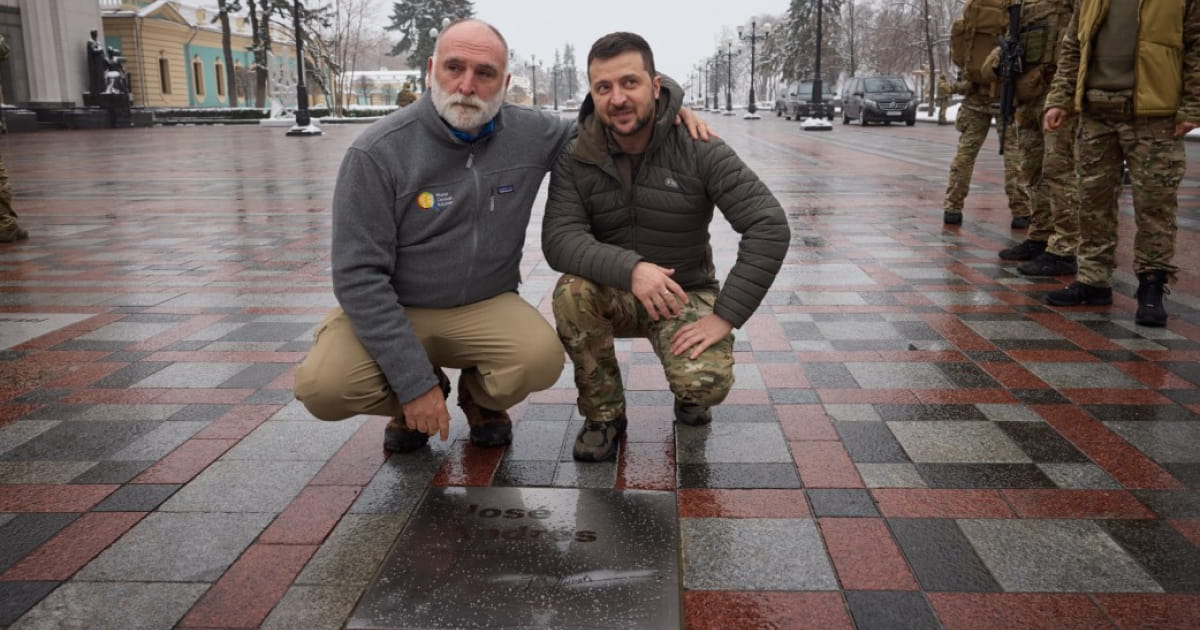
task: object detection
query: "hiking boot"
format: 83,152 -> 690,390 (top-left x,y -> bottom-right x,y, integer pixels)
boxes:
1010,215 -> 1031,229
1017,252 -> 1078,276
999,239 -> 1047,261
0,224 -> 28,243
383,368 -> 451,453
1045,281 -> 1113,306
674,400 -> 713,426
1135,271 -> 1170,327
943,211 -> 963,225
458,374 -> 512,447
572,414 -> 628,462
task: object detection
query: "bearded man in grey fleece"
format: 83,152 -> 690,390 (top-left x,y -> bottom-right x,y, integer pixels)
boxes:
293,19 -> 709,453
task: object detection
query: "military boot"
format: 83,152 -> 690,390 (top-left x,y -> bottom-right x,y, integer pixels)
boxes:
1045,282 -> 1113,307
383,367 -> 451,453
573,414 -> 627,462
1135,271 -> 1170,327
999,239 -> 1046,261
458,373 -> 512,447
674,400 -> 713,426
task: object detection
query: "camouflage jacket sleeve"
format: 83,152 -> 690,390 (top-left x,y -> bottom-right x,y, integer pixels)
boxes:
1181,0 -> 1200,124
1045,7 -> 1081,112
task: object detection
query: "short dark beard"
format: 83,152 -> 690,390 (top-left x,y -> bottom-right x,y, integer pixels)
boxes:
604,109 -> 652,137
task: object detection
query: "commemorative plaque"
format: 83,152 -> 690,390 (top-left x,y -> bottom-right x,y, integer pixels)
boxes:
347,487 -> 679,629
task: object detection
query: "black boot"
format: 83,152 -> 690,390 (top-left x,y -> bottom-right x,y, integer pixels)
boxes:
1045,281 -> 1113,306
1135,271 -> 1170,327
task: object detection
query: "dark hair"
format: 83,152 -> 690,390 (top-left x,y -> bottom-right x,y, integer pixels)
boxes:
587,32 -> 656,78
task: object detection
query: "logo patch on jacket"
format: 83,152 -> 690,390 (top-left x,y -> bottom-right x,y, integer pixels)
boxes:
664,177 -> 680,189
416,191 -> 455,211
496,185 -> 515,195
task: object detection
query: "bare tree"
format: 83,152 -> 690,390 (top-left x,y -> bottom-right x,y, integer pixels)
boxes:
308,0 -> 378,115
215,0 -> 243,107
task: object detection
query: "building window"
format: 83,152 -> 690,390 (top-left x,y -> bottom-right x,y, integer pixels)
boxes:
215,60 -> 226,97
192,58 -> 204,96
159,58 -> 171,94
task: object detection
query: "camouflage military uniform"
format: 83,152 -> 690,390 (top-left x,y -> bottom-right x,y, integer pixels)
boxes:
944,90 -> 1029,218
553,274 -> 734,423
1014,97 -> 1080,255
0,33 -> 25,244
937,75 -> 953,124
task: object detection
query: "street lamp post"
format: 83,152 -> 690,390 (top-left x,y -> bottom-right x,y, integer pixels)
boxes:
737,21 -> 770,118
286,0 -> 321,136
723,40 -> 735,115
801,0 -> 833,130
528,56 -> 537,107
707,57 -> 716,110
552,64 -> 559,110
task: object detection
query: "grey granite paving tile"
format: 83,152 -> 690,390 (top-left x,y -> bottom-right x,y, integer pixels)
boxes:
677,463 -> 802,488
962,320 -> 1064,340
217,322 -> 314,342
167,403 -> 232,421
75,512 -> 272,582
269,398 -> 320,420
110,421 -> 206,461
1024,362 -> 1144,389
681,518 -> 837,590
0,514 -> 80,573
219,362 -> 292,389
221,419 -> 362,461
921,291 -> 1004,306
75,322 -> 175,342
807,488 -> 879,517
7,581 -> 207,630
0,581 -> 59,626
493,460 -> 558,487
349,447 -> 450,514
91,484 -> 181,512
935,362 -> 1002,388
132,362 -> 252,388
0,461 -> 95,484
0,513 -> 17,528
1131,490 -> 1200,518
917,463 -> 1057,489
50,340 -> 130,352
856,463 -> 927,488
0,421 -> 161,461
1097,519 -> 1200,592
767,388 -> 820,404
72,404 -> 185,422
997,422 -> 1090,463
711,405 -> 777,423
802,363 -> 859,388
889,421 -> 1031,464
1085,404 -> 1198,423
518,404 -> 575,421
958,519 -> 1163,592
815,321 -> 907,340
1105,422 -> 1200,463
836,422 -> 910,463
1163,463 -> 1200,488
1011,389 -> 1072,405
90,362 -> 171,389
243,389 -> 299,404
887,518 -> 1000,592
296,514 -> 409,586
1038,463 -> 1122,490
845,362 -> 955,389
994,339 -> 1081,352
1162,361 -> 1200,387
11,389 -> 70,404
731,363 -> 766,390
553,460 -> 618,488
260,584 -> 365,630
976,404 -> 1043,423
875,404 -> 989,422
69,460 -> 154,484
844,590 -> 941,630
505,420 -> 570,461
159,459 -> 322,512
825,404 -> 882,422
675,423 -> 792,464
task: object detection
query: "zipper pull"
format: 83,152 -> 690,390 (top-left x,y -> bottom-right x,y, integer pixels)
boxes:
466,153 -> 474,169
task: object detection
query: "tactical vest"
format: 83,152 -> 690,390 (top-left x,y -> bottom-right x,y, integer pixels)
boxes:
951,0 -> 1014,87
1013,0 -> 1075,101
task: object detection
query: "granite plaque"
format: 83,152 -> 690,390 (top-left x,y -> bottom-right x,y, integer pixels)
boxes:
348,487 -> 680,630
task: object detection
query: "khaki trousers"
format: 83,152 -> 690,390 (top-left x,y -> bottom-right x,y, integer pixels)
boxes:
294,292 -> 564,420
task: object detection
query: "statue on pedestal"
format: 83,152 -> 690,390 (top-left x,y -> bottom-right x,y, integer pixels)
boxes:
86,30 -> 129,96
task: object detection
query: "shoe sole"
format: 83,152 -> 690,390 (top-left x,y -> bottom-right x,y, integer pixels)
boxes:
469,424 -> 513,447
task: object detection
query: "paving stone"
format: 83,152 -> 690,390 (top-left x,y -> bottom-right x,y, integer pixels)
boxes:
675,423 -> 792,464
158,459 -> 322,512
91,483 -> 180,511
890,421 -> 1031,464
260,585 -> 364,630
0,581 -> 59,626
807,488 -> 880,517
888,518 -> 1001,592
131,362 -> 252,388
110,421 -> 207,461
845,362 -> 956,389
8,581 -> 207,630
0,514 -> 80,574
1023,363 -> 1145,390
296,514 -> 408,586
845,590 -> 942,630
836,422 -> 911,463
677,463 -> 802,489
1097,519 -> 1200,592
917,463 -> 1057,489
682,518 -> 837,590
221,419 -> 362,461
0,421 -> 161,461
1104,422 -> 1200,463
1038,463 -> 1122,490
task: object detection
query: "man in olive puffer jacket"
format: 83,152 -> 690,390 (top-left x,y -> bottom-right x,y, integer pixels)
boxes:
543,32 -> 790,462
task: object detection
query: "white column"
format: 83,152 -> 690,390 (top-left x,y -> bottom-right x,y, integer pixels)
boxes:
19,0 -> 101,106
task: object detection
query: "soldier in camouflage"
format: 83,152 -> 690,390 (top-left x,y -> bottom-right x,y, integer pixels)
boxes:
1043,0 -> 1198,327
0,33 -> 28,244
943,85 -> 1031,228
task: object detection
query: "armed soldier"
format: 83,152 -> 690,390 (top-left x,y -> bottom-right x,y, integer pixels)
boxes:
0,32 -> 27,244
1042,0 -> 1198,326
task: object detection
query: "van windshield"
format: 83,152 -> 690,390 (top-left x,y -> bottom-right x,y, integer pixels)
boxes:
863,78 -> 909,93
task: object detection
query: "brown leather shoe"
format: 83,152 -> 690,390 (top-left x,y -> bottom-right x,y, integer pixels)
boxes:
458,373 -> 512,447
383,367 -> 451,453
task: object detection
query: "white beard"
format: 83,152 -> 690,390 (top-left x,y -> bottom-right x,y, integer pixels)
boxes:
429,73 -> 504,133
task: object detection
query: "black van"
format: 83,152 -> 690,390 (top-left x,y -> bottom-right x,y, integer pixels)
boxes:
841,76 -> 917,126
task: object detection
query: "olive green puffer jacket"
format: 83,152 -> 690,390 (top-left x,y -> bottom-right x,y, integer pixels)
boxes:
542,80 -> 789,328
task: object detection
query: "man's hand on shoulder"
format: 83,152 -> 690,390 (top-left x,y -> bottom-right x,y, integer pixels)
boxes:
675,107 -> 713,141
632,261 -> 689,321
670,313 -> 733,360
402,385 -> 451,441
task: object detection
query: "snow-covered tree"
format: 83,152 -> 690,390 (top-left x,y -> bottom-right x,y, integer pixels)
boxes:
386,0 -> 474,84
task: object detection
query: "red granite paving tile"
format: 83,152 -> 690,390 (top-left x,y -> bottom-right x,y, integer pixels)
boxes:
872,489 -> 1015,518
875,351 -> 965,363
929,593 -> 1115,630
1001,490 -> 1156,519
894,291 -> 937,306
776,405 -> 838,441
979,362 -> 1051,389
192,405 -> 280,440
41,362 -> 126,389
817,389 -> 921,404
1094,594 -> 1200,630
677,489 -> 809,518
919,314 -> 998,351
1112,363 -> 1197,389
266,364 -> 298,390
0,485 -> 118,512
0,403 -> 39,424
431,440 -> 504,486
259,485 -> 361,545
309,416 -> 389,486
683,591 -> 853,630
721,389 -> 771,404
1007,350 -> 1102,363
1060,388 -> 1173,405
178,543 -> 317,629
758,363 -> 810,388
1169,519 -> 1200,547
626,364 -> 670,390
914,389 -> 1019,404
1034,405 -> 1125,445
743,313 -> 793,351
1187,403 -> 1200,415
1081,441 -> 1187,490
133,438 -> 239,484
798,351 -> 885,362
616,441 -> 675,491
1138,350 -> 1200,362
623,407 -> 674,444
0,511 -> 147,581
790,441 -> 863,488
818,517 -> 918,591
527,388 -> 579,404
1025,313 -> 1123,352
61,388 -> 167,404
126,314 -> 226,352
152,388 -> 255,404
12,315 -> 121,350
143,351 -> 306,363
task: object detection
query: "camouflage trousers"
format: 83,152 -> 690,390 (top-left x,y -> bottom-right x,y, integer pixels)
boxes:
944,93 -> 1028,216
1015,97 -> 1080,254
552,274 -> 734,422
1075,113 -> 1183,287
0,154 -> 20,238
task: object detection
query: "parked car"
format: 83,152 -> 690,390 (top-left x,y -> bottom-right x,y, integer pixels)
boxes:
774,81 -> 836,120
841,76 -> 916,126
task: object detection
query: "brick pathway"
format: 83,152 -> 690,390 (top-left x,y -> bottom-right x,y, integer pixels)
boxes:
0,116 -> 1198,629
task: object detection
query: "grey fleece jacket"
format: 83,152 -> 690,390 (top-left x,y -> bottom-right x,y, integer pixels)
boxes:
331,93 -> 573,404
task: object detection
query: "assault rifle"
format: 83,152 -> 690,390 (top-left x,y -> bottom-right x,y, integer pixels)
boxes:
995,1 -> 1023,155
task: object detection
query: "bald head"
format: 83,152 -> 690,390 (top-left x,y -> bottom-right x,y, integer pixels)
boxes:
435,19 -> 509,73
427,18 -> 511,134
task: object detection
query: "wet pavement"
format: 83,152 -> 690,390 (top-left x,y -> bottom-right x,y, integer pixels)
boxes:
0,114 -> 1198,629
